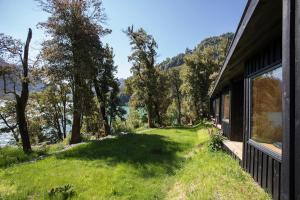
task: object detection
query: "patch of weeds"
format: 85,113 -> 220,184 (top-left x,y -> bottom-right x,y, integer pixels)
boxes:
208,130 -> 224,152
48,184 -> 76,200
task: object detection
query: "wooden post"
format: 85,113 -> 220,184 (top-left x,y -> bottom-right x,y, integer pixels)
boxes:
294,0 -> 300,199
281,0 -> 299,199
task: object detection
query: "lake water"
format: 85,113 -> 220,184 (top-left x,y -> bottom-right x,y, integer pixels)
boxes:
0,133 -> 15,147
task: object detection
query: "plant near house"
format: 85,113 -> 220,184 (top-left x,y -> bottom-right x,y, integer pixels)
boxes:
208,129 -> 224,151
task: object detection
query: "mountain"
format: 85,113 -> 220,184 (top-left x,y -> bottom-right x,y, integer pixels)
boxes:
157,32 -> 234,70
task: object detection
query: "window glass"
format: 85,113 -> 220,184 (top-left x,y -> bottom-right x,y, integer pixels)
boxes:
215,98 -> 220,116
222,93 -> 230,121
251,66 -> 282,154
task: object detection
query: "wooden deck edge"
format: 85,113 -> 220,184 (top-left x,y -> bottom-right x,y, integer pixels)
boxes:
222,142 -> 243,166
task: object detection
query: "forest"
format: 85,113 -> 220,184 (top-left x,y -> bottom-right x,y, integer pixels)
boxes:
0,0 -> 234,153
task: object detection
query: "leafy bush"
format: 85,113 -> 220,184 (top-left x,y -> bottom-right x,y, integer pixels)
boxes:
113,118 -> 133,134
127,109 -> 143,129
48,184 -> 76,200
208,130 -> 224,152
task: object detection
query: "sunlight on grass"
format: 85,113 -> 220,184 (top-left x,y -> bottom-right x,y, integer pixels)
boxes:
0,123 -> 270,200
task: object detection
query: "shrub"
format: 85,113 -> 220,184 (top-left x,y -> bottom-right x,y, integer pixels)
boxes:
208,130 -> 224,152
48,184 -> 76,200
112,118 -> 133,134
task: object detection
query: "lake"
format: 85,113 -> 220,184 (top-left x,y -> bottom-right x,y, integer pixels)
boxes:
0,133 -> 15,147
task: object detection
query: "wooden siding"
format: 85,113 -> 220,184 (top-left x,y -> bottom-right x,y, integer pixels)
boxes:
243,141 -> 281,199
245,39 -> 282,77
243,38 -> 282,200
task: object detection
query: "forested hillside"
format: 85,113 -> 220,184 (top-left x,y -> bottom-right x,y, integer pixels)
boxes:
157,32 -> 234,70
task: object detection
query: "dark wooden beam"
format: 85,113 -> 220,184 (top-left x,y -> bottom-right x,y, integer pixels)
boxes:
294,0 -> 300,199
281,0 -> 296,199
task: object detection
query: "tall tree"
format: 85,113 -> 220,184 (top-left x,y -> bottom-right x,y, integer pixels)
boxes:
0,29 -> 33,152
125,26 -> 161,128
38,0 -> 109,143
93,45 -> 116,136
168,68 -> 183,125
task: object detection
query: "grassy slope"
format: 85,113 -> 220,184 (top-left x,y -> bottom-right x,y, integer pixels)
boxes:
0,143 -> 65,168
0,125 -> 270,200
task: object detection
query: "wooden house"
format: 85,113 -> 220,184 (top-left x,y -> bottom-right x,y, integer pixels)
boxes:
209,0 -> 300,199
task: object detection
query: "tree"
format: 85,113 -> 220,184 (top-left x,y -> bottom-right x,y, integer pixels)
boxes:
125,26 -> 161,128
107,79 -> 126,128
93,45 -> 117,136
168,68 -> 183,125
38,0 -> 109,143
0,29 -> 33,152
32,81 -> 71,141
182,33 -> 233,122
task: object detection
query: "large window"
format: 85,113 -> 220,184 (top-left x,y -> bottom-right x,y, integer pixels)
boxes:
222,92 -> 230,122
251,66 -> 282,154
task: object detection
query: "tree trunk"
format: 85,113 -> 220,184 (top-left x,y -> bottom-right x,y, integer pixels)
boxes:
93,80 -> 110,136
16,97 -> 31,153
154,104 -> 162,127
55,115 -> 63,140
70,75 -> 82,144
147,107 -> 154,128
100,105 -> 110,136
177,99 -> 182,126
16,28 -> 32,153
62,96 -> 67,139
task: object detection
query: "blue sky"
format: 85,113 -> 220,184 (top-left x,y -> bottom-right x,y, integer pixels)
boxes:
0,0 -> 247,78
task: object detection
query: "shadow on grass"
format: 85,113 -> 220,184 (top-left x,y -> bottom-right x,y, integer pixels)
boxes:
55,134 -> 185,176
162,122 -> 211,131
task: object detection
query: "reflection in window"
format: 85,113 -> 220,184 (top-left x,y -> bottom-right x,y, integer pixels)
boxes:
215,98 -> 220,117
251,66 -> 282,154
222,92 -> 230,121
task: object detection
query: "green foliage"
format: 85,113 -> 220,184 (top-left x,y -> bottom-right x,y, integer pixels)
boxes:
112,118 -> 133,134
0,100 -> 19,142
166,68 -> 183,125
127,108 -> 143,129
48,184 -> 76,200
157,48 -> 192,70
208,130 -> 224,152
125,26 -> 167,128
181,33 -> 234,122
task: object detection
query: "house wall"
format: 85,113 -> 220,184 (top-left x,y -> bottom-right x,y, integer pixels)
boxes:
243,39 -> 282,200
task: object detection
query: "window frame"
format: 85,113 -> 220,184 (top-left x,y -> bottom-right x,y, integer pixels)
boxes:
222,90 -> 230,123
248,63 -> 283,158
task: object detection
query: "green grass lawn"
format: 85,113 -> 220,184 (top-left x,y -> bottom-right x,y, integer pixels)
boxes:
0,124 -> 271,200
